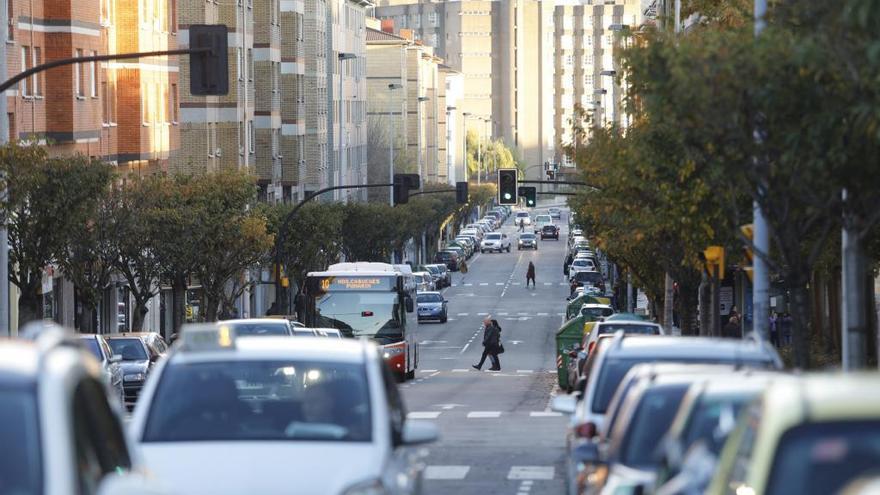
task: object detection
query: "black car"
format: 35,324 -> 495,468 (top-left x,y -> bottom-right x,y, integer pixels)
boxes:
434,250 -> 460,271
541,224 -> 559,240
570,270 -> 605,292
106,332 -> 168,409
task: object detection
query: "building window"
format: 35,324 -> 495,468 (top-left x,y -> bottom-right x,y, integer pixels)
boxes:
101,81 -> 110,124
90,51 -> 98,97
20,46 -> 30,96
247,48 -> 254,81
32,47 -> 41,96
74,49 -> 85,97
7,0 -> 13,41
171,83 -> 178,123
429,11 -> 437,27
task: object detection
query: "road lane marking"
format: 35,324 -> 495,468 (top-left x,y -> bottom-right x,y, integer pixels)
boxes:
529,411 -> 563,417
464,283 -> 473,286
537,312 -> 548,316
467,411 -> 502,418
479,282 -> 489,286
457,312 -> 469,316
497,312 -> 509,316
407,412 -> 441,419
507,466 -> 555,480
424,465 -> 470,480
452,368 -> 470,372
477,312 -> 488,316
543,282 -> 553,286
512,282 -> 521,285
516,370 -> 533,374
419,369 -> 438,373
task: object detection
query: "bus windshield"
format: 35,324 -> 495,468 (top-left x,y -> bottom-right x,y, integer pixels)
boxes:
314,291 -> 402,343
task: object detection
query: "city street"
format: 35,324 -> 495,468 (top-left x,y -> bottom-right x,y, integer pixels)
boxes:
402,209 -> 571,495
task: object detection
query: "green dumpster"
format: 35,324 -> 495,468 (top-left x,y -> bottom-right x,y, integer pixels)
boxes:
555,315 -> 587,390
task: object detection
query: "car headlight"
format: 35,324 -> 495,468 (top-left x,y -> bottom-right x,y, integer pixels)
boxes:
124,373 -> 146,382
341,478 -> 388,495
383,347 -> 405,358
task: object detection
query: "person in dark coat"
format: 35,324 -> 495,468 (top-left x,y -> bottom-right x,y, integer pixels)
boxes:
473,317 -> 501,371
526,261 -> 536,288
722,315 -> 741,339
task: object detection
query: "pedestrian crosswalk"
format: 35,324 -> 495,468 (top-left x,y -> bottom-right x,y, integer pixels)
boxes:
422,464 -> 557,481
447,282 -> 570,288
446,312 -> 566,318
406,410 -> 564,420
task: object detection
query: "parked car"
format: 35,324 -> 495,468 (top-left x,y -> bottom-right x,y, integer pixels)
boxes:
312,328 -> 343,338
413,272 -> 436,291
518,232 -> 538,250
541,224 -> 560,240
9,322 -> 167,495
417,291 -> 448,323
76,333 -> 125,407
444,245 -> 467,261
448,240 -> 473,258
434,250 -> 461,271
706,373 -> 880,495
106,333 -> 168,408
421,264 -> 445,288
481,232 -> 511,253
570,270 -> 605,293
220,318 -> 296,337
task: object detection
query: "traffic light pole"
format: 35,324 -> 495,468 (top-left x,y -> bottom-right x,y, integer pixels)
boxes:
273,183 -> 393,315
409,189 -> 456,198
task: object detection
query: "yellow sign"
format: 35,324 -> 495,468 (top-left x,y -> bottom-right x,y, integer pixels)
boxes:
703,245 -> 725,280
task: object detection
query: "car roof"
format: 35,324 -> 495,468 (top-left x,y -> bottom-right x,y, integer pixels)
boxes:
597,320 -> 660,327
764,373 -> 880,421
106,332 -> 159,338
173,336 -> 369,364
221,318 -> 290,325
417,291 -> 442,296
607,335 -> 779,363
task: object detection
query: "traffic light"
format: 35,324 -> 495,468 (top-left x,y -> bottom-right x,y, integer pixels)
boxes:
518,186 -> 536,208
393,173 -> 420,205
546,169 -> 555,180
455,181 -> 468,204
498,169 -> 518,205
703,245 -> 725,280
189,25 -> 229,96
740,224 -> 754,283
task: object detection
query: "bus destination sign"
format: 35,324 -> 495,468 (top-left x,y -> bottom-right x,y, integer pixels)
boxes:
318,276 -> 394,292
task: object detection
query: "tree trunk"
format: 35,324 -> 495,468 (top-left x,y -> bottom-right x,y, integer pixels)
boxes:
663,273 -> 675,334
204,290 -> 221,322
171,274 -> 186,334
130,298 -> 149,332
699,272 -> 710,336
788,282 -> 813,369
17,283 -> 42,328
78,305 -> 97,333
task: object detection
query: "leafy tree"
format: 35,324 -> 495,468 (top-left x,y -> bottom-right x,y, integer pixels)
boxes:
0,145 -> 113,325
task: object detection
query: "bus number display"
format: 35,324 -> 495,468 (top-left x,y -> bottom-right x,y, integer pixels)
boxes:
317,276 -> 394,292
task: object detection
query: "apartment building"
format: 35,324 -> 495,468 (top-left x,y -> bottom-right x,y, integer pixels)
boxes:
278,0 -> 306,203
553,0 -> 644,166
373,0 -> 555,176
438,64 -> 463,185
5,0 -> 178,172
171,0 -> 254,175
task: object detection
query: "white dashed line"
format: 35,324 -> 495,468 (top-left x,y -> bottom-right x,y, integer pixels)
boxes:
537,312 -> 548,316
529,411 -> 563,417
507,466 -> 555,480
457,312 -> 469,316
424,466 -> 471,480
497,312 -> 509,316
516,369 -> 534,374
464,283 -> 473,286
467,411 -> 502,418
477,312 -> 489,316
407,412 -> 441,419
452,368 -> 470,372
479,282 -> 489,286
496,282 -> 505,286
419,369 -> 438,373
512,282 -> 521,285
543,282 -> 553,286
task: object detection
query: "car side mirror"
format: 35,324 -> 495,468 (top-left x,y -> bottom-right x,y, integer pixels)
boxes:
405,296 -> 414,313
109,354 -> 123,364
573,442 -> 605,465
401,419 -> 439,446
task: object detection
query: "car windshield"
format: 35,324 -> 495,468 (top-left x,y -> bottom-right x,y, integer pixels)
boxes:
572,260 -> 590,267
766,421 -> 880,495
108,338 -> 149,361
598,324 -> 660,335
314,291 -> 402,343
417,293 -> 443,303
516,212 -> 528,217
543,225 -> 556,230
0,387 -> 41,494
424,266 -> 440,274
227,322 -> 291,337
436,252 -> 452,260
79,338 -> 103,360
619,384 -> 689,469
574,271 -> 602,283
592,357 -> 774,414
582,307 -> 615,319
520,234 -> 535,239
681,393 -> 754,454
536,215 -> 551,222
143,360 -> 372,443
486,233 -> 502,240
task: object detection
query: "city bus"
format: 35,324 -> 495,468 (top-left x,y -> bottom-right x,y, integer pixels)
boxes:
299,262 -> 419,380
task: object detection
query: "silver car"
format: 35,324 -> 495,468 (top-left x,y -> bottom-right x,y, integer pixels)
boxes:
76,334 -> 125,407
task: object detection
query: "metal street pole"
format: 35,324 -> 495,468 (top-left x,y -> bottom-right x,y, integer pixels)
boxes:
842,189 -> 867,370
752,0 -> 770,341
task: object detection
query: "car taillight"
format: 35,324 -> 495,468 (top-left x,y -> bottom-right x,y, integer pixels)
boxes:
588,342 -> 596,354
362,311 -> 374,317
575,422 -> 597,438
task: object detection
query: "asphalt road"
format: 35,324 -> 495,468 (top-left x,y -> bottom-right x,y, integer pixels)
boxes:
402,207 -> 571,495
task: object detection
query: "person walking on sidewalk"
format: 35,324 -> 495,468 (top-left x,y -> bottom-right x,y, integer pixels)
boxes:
473,317 -> 501,371
526,261 -> 536,288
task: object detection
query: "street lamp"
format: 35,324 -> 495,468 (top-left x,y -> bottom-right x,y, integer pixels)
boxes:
387,83 -> 403,206
336,52 -> 357,201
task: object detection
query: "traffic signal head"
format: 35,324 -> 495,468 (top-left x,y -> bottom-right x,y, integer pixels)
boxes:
498,169 -> 518,205
393,173 -> 421,205
518,186 -> 537,208
189,25 -> 229,96
456,181 -> 469,204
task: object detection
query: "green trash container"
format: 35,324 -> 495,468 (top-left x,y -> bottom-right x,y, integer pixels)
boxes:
555,315 -> 587,390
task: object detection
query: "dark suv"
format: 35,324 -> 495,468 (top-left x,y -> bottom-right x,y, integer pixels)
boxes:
541,224 -> 559,240
434,250 -> 460,271
571,270 -> 605,293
